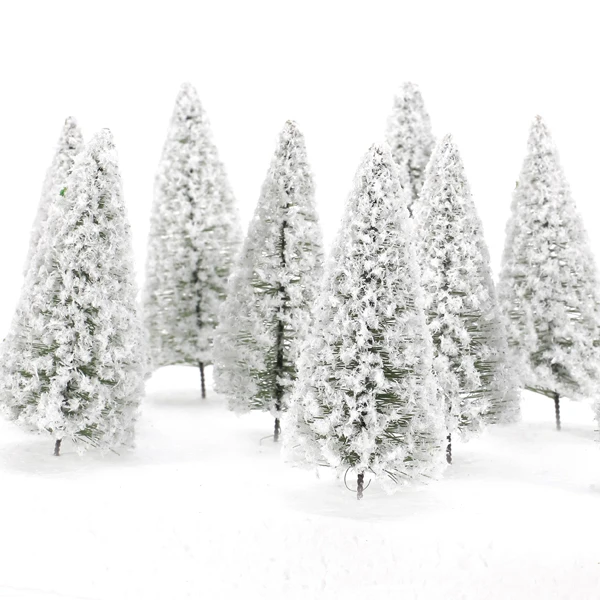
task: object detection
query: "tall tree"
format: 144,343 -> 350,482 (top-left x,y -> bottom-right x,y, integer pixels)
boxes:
0,130 -> 145,455
284,144 -> 446,498
498,116 -> 600,429
416,134 -> 516,462
385,82 -> 435,211
143,83 -> 241,396
25,116 -> 83,275
214,121 -> 324,441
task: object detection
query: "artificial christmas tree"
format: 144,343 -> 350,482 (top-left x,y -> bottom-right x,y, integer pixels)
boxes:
143,83 -> 241,396
0,130 -> 145,455
284,143 -> 446,497
24,117 -> 83,275
385,82 -> 435,212
498,116 -> 600,429
214,121 -> 324,441
417,134 -> 517,461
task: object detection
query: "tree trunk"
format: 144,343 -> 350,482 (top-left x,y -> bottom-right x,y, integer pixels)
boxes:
54,439 -> 62,457
446,433 -> 452,464
199,361 -> 206,399
274,417 -> 281,442
357,472 -> 365,500
554,392 -> 561,431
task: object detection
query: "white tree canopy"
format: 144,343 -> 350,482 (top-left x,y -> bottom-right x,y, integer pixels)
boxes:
214,120 -> 324,426
498,116 -> 600,402
25,116 -> 83,275
385,82 -> 435,210
0,130 -> 145,453
285,143 -> 446,489
143,82 -> 242,370
417,134 -> 518,435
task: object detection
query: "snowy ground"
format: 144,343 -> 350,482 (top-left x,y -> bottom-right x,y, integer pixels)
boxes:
1,367 -> 600,600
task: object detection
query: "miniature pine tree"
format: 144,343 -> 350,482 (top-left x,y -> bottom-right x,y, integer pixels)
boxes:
284,144 -> 446,498
0,130 -> 145,455
24,116 -> 83,275
143,83 -> 242,396
213,121 -> 324,441
385,82 -> 435,211
498,116 -> 600,430
416,134 -> 517,462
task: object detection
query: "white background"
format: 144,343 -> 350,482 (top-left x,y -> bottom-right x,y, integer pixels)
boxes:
1,0 -> 598,334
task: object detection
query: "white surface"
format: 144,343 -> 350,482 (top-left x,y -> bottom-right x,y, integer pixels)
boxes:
1,366 -> 599,599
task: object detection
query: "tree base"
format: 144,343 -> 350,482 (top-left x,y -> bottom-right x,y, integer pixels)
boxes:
446,433 -> 452,464
54,439 -> 62,457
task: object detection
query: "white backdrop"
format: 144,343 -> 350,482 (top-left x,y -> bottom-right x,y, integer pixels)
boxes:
1,0 -> 598,336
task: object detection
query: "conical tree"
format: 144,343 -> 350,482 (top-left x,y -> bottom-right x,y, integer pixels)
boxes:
0,130 -> 145,455
143,83 -> 242,396
25,116 -> 83,275
498,116 -> 600,430
284,144 -> 446,498
214,121 -> 324,441
385,82 -> 435,212
416,134 -> 517,463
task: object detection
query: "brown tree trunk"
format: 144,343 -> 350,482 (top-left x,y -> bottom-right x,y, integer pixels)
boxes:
274,418 -> 281,442
446,433 -> 452,464
54,439 -> 62,457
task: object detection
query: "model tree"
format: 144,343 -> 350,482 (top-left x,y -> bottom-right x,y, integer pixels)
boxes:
498,116 -> 600,429
417,134 -> 517,462
25,116 -> 83,274
284,144 -> 446,498
385,82 -> 435,212
214,121 -> 324,441
0,130 -> 145,455
143,83 -> 241,397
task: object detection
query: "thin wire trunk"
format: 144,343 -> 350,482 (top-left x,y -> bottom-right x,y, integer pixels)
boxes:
357,472 -> 365,500
554,392 -> 561,431
199,361 -> 206,399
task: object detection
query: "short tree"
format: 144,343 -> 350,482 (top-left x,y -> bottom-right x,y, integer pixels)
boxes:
214,121 -> 324,441
284,144 -> 446,498
498,116 -> 600,429
385,82 -> 435,211
25,116 -> 83,274
416,134 -> 517,462
143,83 -> 241,396
0,130 -> 145,455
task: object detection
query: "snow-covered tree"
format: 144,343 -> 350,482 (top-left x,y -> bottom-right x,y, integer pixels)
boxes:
25,116 -> 83,275
416,134 -> 518,462
284,144 -> 446,498
214,120 -> 324,441
143,83 -> 241,396
498,116 -> 600,430
0,130 -> 145,456
385,82 -> 435,212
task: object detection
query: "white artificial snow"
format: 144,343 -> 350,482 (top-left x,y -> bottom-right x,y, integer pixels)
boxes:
24,116 -> 83,276
1,369 -> 598,600
0,129 -> 145,453
143,82 -> 242,370
385,82 -> 435,210
498,116 -> 600,405
417,135 -> 519,436
285,144 -> 446,489
214,121 -> 324,422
